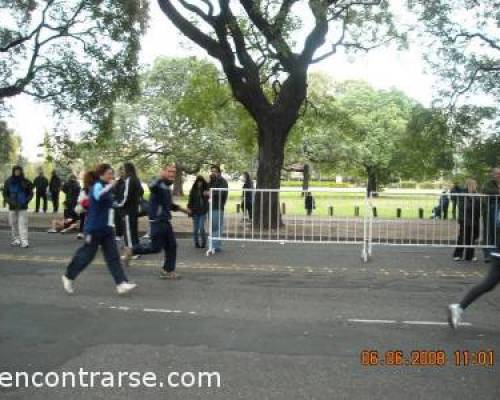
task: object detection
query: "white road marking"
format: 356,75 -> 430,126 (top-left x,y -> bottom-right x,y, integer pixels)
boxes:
348,319 -> 396,324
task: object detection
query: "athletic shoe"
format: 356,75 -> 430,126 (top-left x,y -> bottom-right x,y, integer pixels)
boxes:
10,239 -> 21,247
115,236 -> 123,242
61,275 -> 74,294
47,228 -> 58,233
77,233 -> 84,240
132,255 -> 141,260
20,241 -> 29,248
121,247 -> 133,267
448,304 -> 463,330
116,282 -> 137,295
453,257 -> 461,261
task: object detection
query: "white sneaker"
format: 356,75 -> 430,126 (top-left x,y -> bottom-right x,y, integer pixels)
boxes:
20,240 -> 29,248
77,233 -> 84,240
116,236 -> 123,242
448,304 -> 463,330
62,275 -> 74,294
116,282 -> 137,295
453,257 -> 461,261
10,239 -> 21,247
47,228 -> 58,233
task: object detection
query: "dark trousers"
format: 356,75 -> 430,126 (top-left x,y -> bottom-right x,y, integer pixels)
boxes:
451,199 -> 457,220
460,257 -> 500,309
114,209 -> 124,238
133,220 -> 177,272
124,210 -> 140,248
65,230 -> 128,285
482,211 -> 496,259
244,203 -> 253,219
51,191 -> 60,212
35,192 -> 48,212
79,213 -> 86,233
453,223 -> 479,260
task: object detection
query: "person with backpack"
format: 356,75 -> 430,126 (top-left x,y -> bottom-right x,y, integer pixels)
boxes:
49,170 -> 62,213
61,164 -> 136,295
122,164 -> 190,279
187,176 -> 209,248
2,166 -> 34,248
33,170 -> 49,213
116,162 -> 144,249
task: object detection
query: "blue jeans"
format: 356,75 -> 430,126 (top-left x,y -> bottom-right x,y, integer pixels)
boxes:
192,214 -> 207,246
211,209 -> 224,250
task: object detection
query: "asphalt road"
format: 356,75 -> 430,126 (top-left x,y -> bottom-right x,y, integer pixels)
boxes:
0,231 -> 499,399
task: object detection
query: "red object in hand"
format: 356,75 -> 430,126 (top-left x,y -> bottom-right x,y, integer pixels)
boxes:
80,198 -> 90,210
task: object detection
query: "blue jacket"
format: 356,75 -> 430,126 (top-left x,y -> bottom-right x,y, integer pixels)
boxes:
84,180 -> 114,234
148,178 -> 179,223
3,176 -> 34,210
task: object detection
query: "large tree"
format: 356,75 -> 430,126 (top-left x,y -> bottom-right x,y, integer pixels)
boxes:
0,0 -> 148,128
158,0 -> 401,225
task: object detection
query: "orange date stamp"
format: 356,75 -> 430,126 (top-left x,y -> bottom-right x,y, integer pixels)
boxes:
360,350 -> 495,367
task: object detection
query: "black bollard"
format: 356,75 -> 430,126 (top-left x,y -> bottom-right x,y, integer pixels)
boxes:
355,206 -> 360,217
418,208 -> 424,219
372,207 -> 378,218
397,208 -> 402,218
329,206 -> 334,216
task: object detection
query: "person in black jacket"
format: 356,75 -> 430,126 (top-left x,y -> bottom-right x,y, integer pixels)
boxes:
122,164 -> 190,280
187,176 -> 209,248
241,172 -> 254,221
62,174 -> 81,220
113,166 -> 126,242
208,165 -> 228,253
116,162 -> 144,249
33,170 -> 49,213
2,166 -> 34,248
453,179 -> 481,261
49,170 -> 62,213
305,192 -> 316,216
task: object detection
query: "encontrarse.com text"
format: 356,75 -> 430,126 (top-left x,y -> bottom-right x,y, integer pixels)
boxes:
0,369 -> 221,389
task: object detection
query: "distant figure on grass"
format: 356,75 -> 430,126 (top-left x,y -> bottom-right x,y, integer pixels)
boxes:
2,166 -> 34,248
481,168 -> 500,263
241,172 -> 254,221
113,166 -> 126,243
207,165 -> 228,254
49,170 -> 62,213
122,165 -> 190,280
33,170 -> 49,213
453,179 -> 480,262
75,171 -> 93,239
305,192 -> 316,216
61,164 -> 136,295
187,175 -> 209,248
62,174 -> 81,222
431,191 -> 449,220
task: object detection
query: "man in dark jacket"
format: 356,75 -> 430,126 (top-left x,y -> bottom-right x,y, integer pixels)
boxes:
33,170 -> 49,213
62,175 -> 81,219
122,165 -> 189,279
2,166 -> 34,248
481,168 -> 500,262
208,164 -> 228,253
49,170 -> 62,213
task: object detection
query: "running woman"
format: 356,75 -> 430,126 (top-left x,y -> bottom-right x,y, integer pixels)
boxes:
61,164 -> 136,295
122,164 -> 190,279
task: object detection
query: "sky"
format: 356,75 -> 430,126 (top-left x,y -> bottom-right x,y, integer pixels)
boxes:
6,0 -> 436,161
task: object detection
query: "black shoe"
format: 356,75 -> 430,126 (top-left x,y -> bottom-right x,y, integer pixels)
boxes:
195,243 -> 201,248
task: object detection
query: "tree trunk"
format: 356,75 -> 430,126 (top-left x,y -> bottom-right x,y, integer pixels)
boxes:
173,163 -> 184,197
366,166 -> 378,196
254,123 -> 287,229
301,163 -> 310,197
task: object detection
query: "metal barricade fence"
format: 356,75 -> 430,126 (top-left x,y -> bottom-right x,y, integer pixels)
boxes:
206,188 -> 499,262
207,188 -> 370,260
366,192 -> 499,258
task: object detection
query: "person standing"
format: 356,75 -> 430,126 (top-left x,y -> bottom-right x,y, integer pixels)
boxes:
122,165 -> 190,279
208,165 -> 228,253
61,164 -> 136,295
450,181 -> 462,220
76,171 -> 94,240
49,170 -> 62,213
453,179 -> 480,261
241,172 -> 253,221
2,166 -> 34,248
33,170 -> 49,213
481,168 -> 500,262
305,192 -> 316,216
187,176 -> 209,248
62,174 -> 81,219
113,166 -> 126,242
116,162 -> 144,249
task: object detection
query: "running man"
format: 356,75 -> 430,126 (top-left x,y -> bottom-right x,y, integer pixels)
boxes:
122,164 -> 190,279
61,164 -> 136,295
